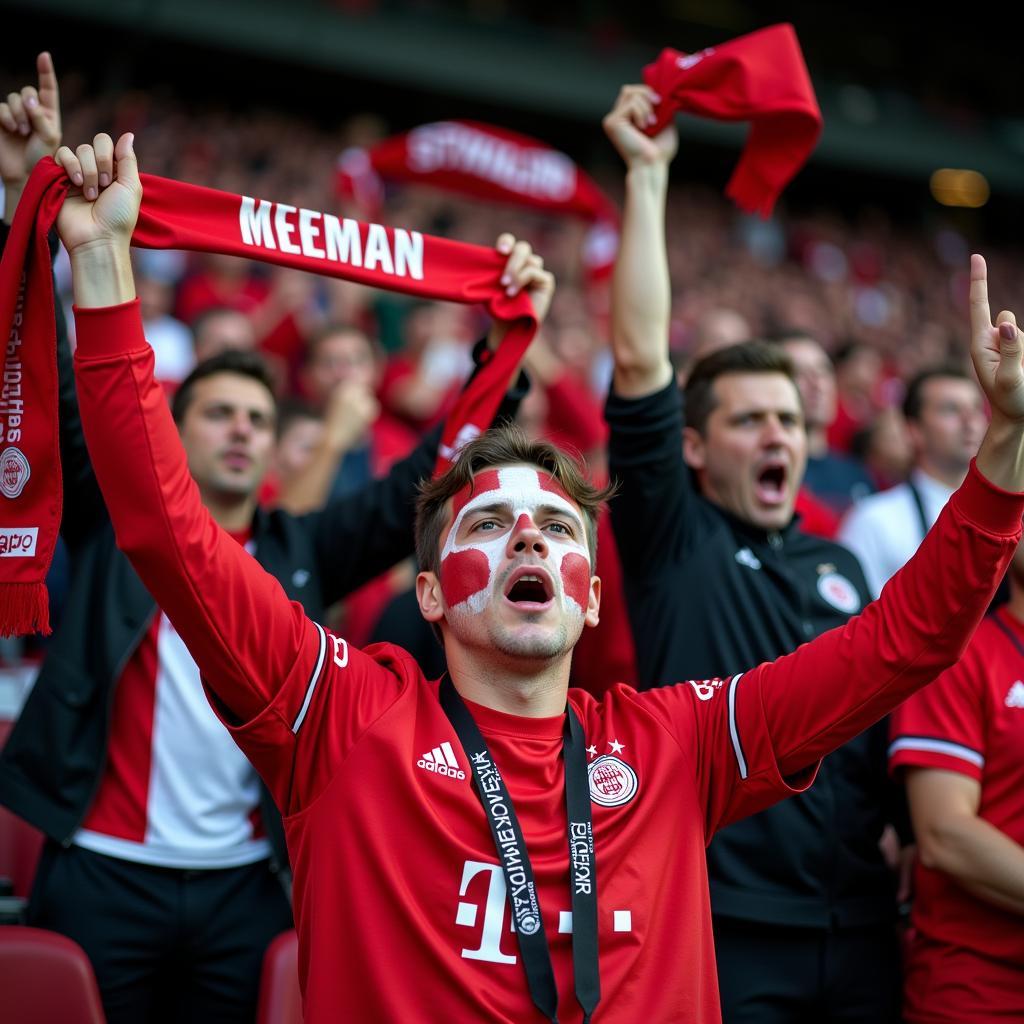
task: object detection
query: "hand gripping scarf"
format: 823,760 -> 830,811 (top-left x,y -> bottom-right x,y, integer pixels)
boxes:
0,157 -> 538,636
337,120 -> 620,280
643,23 -> 822,217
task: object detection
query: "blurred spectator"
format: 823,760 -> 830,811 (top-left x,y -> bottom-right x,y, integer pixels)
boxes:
175,253 -> 268,324
299,323 -> 416,500
137,271 -> 194,387
828,341 -> 884,453
692,306 -> 752,360
773,330 -> 874,514
378,302 -> 474,432
839,368 -> 987,598
192,306 -> 258,362
890,536 -> 1024,1023
850,407 -> 913,490
251,266 -> 324,370
261,398 -> 323,507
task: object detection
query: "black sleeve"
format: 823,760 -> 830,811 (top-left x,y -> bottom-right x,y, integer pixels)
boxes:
305,423 -> 437,608
0,223 -> 108,550
605,380 -> 701,582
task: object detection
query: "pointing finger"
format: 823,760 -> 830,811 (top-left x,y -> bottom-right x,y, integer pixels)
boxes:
969,254 -> 992,339
36,52 -> 59,113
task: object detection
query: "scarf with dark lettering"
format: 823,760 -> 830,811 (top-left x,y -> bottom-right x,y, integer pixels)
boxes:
0,157 -> 537,636
337,120 -> 619,279
644,23 -> 822,216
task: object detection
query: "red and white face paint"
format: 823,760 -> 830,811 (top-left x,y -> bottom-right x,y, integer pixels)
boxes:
439,465 -> 592,617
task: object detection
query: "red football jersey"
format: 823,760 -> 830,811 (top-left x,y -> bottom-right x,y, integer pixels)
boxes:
890,607 -> 1024,966
72,301 -> 1024,1023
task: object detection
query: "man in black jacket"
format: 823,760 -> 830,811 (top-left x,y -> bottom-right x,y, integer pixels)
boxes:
0,56 -> 536,1023
601,84 -> 902,1022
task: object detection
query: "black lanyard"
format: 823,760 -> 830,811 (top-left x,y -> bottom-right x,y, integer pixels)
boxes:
439,676 -> 600,1024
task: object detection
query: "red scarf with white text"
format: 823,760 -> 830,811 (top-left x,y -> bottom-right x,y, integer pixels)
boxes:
337,120 -> 620,279
0,158 -> 537,636
644,23 -> 822,216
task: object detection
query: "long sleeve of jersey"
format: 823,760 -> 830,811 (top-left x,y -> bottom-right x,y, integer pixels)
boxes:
637,462 -> 1023,833
757,464 -> 1021,777
71,300 -> 405,813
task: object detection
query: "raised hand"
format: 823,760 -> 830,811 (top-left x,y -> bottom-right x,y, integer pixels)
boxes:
495,233 -> 555,324
970,254 -> 1024,424
54,132 -> 141,256
602,84 -> 678,169
324,380 -> 380,454
0,52 -> 63,219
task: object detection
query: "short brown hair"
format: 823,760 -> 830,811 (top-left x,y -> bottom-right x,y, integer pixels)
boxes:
415,425 -> 615,576
902,367 -> 972,423
684,341 -> 797,435
171,349 -> 277,426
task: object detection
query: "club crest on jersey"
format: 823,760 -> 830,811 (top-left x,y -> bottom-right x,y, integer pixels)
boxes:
0,446 -> 30,499
817,572 -> 860,614
588,755 -> 638,808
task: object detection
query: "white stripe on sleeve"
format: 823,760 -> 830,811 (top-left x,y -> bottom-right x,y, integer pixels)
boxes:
291,622 -> 328,734
727,673 -> 748,780
888,736 -> 984,770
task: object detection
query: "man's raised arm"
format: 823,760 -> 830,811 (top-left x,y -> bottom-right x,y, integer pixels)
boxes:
745,258 -> 1024,784
57,133 -> 323,731
604,85 -> 677,399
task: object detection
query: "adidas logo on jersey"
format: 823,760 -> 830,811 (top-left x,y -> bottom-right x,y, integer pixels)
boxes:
1005,681 -> 1024,709
418,741 -> 467,780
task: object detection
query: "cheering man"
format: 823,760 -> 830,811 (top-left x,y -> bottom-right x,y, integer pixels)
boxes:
54,132 -> 1024,1024
601,84 -> 910,1020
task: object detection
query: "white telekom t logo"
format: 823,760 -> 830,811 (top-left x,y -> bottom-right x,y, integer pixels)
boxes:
455,859 -> 634,964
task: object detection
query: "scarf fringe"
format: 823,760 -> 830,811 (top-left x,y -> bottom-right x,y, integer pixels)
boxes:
0,582 -> 51,638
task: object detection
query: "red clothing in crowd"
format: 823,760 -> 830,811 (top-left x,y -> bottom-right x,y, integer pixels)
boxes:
73,299 -> 1021,1024
890,606 -> 1024,1022
543,371 -> 608,456
174,268 -> 269,325
794,487 -> 841,540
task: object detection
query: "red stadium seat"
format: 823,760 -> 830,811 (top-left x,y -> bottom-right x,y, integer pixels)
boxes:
0,926 -> 106,1023
0,719 -> 44,898
257,928 -> 303,1024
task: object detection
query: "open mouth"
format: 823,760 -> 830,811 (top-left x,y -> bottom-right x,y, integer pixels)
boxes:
504,569 -> 554,607
222,450 -> 252,471
755,462 -> 788,505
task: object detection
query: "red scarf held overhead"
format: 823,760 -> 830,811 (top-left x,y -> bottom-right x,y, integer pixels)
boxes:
644,23 -> 822,217
337,120 -> 620,279
0,158 -> 538,637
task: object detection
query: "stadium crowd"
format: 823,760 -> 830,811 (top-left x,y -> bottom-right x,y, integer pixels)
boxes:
0,39 -> 1023,1024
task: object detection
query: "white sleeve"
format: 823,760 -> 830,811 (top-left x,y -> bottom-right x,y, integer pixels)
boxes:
838,499 -> 891,600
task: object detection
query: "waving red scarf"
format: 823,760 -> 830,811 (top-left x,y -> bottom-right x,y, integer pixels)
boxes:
337,120 -> 619,279
0,158 -> 537,636
644,23 -> 822,216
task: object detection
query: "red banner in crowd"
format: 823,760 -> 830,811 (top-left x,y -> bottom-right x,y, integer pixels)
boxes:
0,158 -> 538,635
643,23 -> 822,216
337,120 -> 620,279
